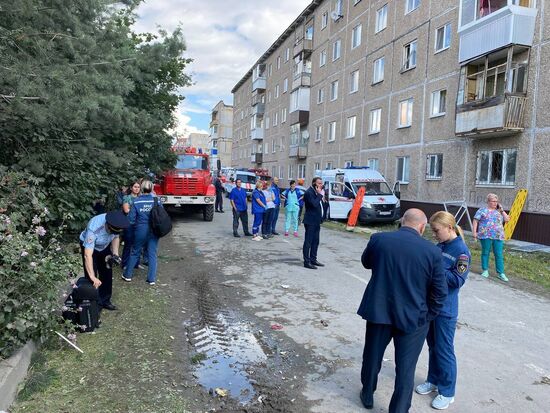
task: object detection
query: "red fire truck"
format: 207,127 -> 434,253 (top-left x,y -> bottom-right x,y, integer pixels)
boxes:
154,147 -> 216,221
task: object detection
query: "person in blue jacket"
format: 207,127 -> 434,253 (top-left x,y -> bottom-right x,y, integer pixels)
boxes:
415,211 -> 470,410
122,179 -> 161,285
281,180 -> 303,236
270,177 -> 281,235
251,180 -> 267,241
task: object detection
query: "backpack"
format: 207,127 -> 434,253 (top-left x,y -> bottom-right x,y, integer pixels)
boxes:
149,197 -> 172,237
62,277 -> 100,333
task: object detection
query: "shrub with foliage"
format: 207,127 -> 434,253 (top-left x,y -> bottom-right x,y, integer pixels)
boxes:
0,172 -> 80,359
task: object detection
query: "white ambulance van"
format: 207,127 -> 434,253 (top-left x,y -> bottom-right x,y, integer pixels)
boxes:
224,169 -> 257,198
318,167 -> 401,223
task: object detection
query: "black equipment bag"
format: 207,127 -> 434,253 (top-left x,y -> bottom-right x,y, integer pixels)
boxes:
150,197 -> 172,238
62,277 -> 100,333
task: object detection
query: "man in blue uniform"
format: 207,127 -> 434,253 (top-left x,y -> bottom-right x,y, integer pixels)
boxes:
79,210 -> 129,310
357,209 -> 448,412
302,177 -> 325,269
229,179 -> 251,237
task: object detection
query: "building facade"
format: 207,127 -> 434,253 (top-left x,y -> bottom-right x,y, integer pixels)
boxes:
231,0 -> 550,244
209,100 -> 234,169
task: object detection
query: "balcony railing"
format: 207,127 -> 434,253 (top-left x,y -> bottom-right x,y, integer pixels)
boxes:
289,144 -> 308,158
455,94 -> 527,137
251,128 -> 264,140
252,103 -> 265,116
251,153 -> 263,164
293,38 -> 313,57
292,72 -> 311,90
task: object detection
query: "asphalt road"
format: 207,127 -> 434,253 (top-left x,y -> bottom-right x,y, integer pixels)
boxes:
174,200 -> 550,413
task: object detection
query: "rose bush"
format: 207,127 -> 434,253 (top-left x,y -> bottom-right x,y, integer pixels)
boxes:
0,173 -> 80,359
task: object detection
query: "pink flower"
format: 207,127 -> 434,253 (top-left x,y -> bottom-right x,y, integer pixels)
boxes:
67,333 -> 77,343
21,251 -> 28,257
35,226 -> 46,236
30,261 -> 37,268
32,216 -> 41,225
5,217 -> 11,225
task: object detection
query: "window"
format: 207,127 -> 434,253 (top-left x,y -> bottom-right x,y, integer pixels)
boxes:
369,108 -> 382,134
403,40 -> 417,71
265,116 -> 270,129
328,121 -> 337,141
332,39 -> 341,61
314,162 -> 320,172
277,56 -> 281,69
435,23 -> 451,52
396,156 -> 410,183
346,116 -> 357,138
320,49 -> 327,67
268,63 -> 273,76
350,70 -> 359,93
285,48 -> 290,62
326,161 -> 333,170
322,12 -> 328,29
476,149 -> 517,186
460,0 -> 514,27
275,84 -> 280,99
376,4 -> 388,33
268,91 -> 272,103
330,80 -> 339,101
368,158 -> 379,171
315,125 -> 322,141
305,25 -> 314,40
291,90 -> 299,111
298,164 -> 306,179
335,0 -> 343,16
282,108 -> 287,123
279,165 -> 284,179
288,164 -> 295,179
351,24 -> 362,49
317,87 -> 325,104
431,90 -> 447,117
426,154 -> 443,180
373,57 -> 385,84
354,0 -> 362,4
283,78 -> 288,93
345,160 -> 354,168
398,98 -> 413,128
273,112 -> 278,126
272,166 -> 277,177
406,0 -> 420,14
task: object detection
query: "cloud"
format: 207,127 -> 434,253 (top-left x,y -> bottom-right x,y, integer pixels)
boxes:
133,0 -> 311,131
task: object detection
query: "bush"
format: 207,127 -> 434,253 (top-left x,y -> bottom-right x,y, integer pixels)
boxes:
0,172 -> 80,359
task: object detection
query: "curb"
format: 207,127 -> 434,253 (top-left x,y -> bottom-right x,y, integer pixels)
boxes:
0,341 -> 36,411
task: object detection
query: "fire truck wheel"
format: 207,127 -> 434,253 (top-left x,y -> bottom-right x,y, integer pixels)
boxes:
203,204 -> 214,221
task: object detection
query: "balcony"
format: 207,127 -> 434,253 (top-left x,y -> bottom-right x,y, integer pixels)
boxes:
292,72 -> 311,90
251,127 -> 264,140
289,145 -> 308,159
293,38 -> 313,57
251,91 -> 265,106
251,153 -> 263,164
252,63 -> 267,92
458,1 -> 537,63
289,110 -> 309,126
456,94 -> 527,137
252,77 -> 266,92
252,103 -> 265,116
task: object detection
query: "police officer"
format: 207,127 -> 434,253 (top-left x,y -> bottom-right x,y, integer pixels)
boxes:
122,179 -> 161,285
415,211 -> 470,410
79,210 -> 129,310
214,173 -> 224,213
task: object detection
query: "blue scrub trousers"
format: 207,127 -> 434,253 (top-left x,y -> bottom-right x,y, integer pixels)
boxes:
479,238 -> 504,274
121,227 -> 139,269
124,226 -> 159,283
252,212 -> 264,235
426,316 -> 458,397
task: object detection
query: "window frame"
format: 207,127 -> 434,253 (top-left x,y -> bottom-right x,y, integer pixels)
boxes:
430,89 -> 447,118
375,4 -> 388,33
321,12 -> 328,29
475,148 -> 517,187
398,98 -> 414,128
349,70 -> 359,94
402,40 -> 418,71
315,125 -> 322,142
317,87 -> 325,104
373,56 -> 385,84
330,80 -> 339,101
426,153 -> 443,180
396,156 -> 410,184
368,158 -> 379,171
328,121 -> 337,142
405,0 -> 420,15
351,24 -> 362,49
332,39 -> 342,61
434,23 -> 452,53
346,115 -> 357,138
369,108 -> 382,135
320,49 -> 327,67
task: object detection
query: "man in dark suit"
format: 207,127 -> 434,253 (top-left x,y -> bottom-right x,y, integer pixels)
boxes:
357,208 -> 447,412
302,176 -> 325,269
214,173 -> 224,213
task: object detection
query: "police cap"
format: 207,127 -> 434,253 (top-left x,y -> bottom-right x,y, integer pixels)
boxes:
105,210 -> 130,229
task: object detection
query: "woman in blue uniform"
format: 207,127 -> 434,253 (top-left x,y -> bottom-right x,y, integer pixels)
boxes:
416,211 -> 470,410
251,180 -> 267,241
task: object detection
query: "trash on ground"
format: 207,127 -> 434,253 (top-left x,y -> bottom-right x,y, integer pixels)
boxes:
320,320 -> 329,327
271,323 -> 284,330
280,284 -> 290,289
215,387 -> 229,397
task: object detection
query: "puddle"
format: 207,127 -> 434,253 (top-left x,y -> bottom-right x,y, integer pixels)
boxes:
187,312 -> 267,404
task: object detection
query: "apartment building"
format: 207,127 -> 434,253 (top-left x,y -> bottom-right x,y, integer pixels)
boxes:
209,100 -> 234,169
231,0 -> 550,244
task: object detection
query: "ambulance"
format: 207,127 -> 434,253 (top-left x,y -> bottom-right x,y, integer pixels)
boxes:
318,167 -> 401,223
224,169 -> 257,198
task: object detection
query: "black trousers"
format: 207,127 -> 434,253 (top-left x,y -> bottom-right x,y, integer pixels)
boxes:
302,224 -> 320,264
232,209 -> 250,235
215,191 -> 224,211
80,243 -> 113,306
361,321 -> 430,413
262,208 -> 274,235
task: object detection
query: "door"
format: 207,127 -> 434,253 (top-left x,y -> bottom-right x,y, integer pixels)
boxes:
328,182 -> 353,219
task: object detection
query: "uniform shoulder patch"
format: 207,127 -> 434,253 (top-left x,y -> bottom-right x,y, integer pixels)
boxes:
457,254 -> 470,275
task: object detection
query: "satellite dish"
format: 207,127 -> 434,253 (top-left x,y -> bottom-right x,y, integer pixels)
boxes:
330,11 -> 343,21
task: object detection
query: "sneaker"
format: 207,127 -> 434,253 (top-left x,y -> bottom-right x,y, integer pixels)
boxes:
147,281 -> 156,286
272,232 -> 280,235
431,394 -> 454,410
284,232 -> 289,236
293,232 -> 298,237
137,264 -> 146,270
415,381 -> 437,395
253,235 -> 263,241
481,270 -> 489,278
498,273 -> 509,282
121,275 -> 132,282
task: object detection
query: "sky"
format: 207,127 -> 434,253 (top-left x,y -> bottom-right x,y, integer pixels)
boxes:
133,0 -> 312,138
